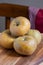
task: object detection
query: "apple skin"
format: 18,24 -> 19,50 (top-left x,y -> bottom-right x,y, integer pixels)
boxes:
13,36 -> 37,55
10,16 -> 31,36
0,29 -> 14,49
26,29 -> 41,45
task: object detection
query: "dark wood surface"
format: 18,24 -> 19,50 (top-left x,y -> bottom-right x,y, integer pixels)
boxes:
0,3 -> 29,29
0,3 -> 28,18
0,34 -> 43,65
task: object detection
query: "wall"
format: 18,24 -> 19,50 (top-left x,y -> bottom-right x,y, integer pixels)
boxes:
0,0 -> 43,32
0,0 -> 43,8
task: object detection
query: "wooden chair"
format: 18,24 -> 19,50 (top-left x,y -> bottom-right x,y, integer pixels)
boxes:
0,3 -> 29,29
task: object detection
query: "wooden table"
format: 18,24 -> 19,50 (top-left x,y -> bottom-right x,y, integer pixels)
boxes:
0,34 -> 43,65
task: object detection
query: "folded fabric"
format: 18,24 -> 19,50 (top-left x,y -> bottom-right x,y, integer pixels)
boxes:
28,7 -> 43,33
35,9 -> 43,33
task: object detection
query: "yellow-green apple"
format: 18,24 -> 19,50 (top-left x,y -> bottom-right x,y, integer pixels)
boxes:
13,36 -> 37,55
0,29 -> 14,49
26,29 -> 41,45
10,16 -> 31,36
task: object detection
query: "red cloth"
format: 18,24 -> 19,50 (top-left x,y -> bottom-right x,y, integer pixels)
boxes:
35,9 -> 43,33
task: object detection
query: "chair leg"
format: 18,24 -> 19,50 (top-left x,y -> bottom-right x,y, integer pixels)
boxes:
5,17 -> 10,29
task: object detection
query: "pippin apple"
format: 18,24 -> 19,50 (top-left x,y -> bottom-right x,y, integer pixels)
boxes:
0,29 -> 14,49
10,16 -> 31,36
13,36 -> 37,55
26,29 -> 41,45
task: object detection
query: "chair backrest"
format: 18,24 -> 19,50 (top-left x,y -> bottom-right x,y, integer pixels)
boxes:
0,3 -> 29,29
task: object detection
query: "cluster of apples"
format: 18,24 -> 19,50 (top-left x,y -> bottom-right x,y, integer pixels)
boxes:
0,16 -> 41,55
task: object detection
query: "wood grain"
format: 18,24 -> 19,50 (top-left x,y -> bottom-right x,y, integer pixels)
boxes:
0,34 -> 43,65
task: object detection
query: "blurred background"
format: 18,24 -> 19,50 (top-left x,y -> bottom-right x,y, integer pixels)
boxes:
0,0 -> 43,32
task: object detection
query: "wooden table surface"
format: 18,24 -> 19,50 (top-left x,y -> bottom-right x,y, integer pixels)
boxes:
0,34 -> 43,65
